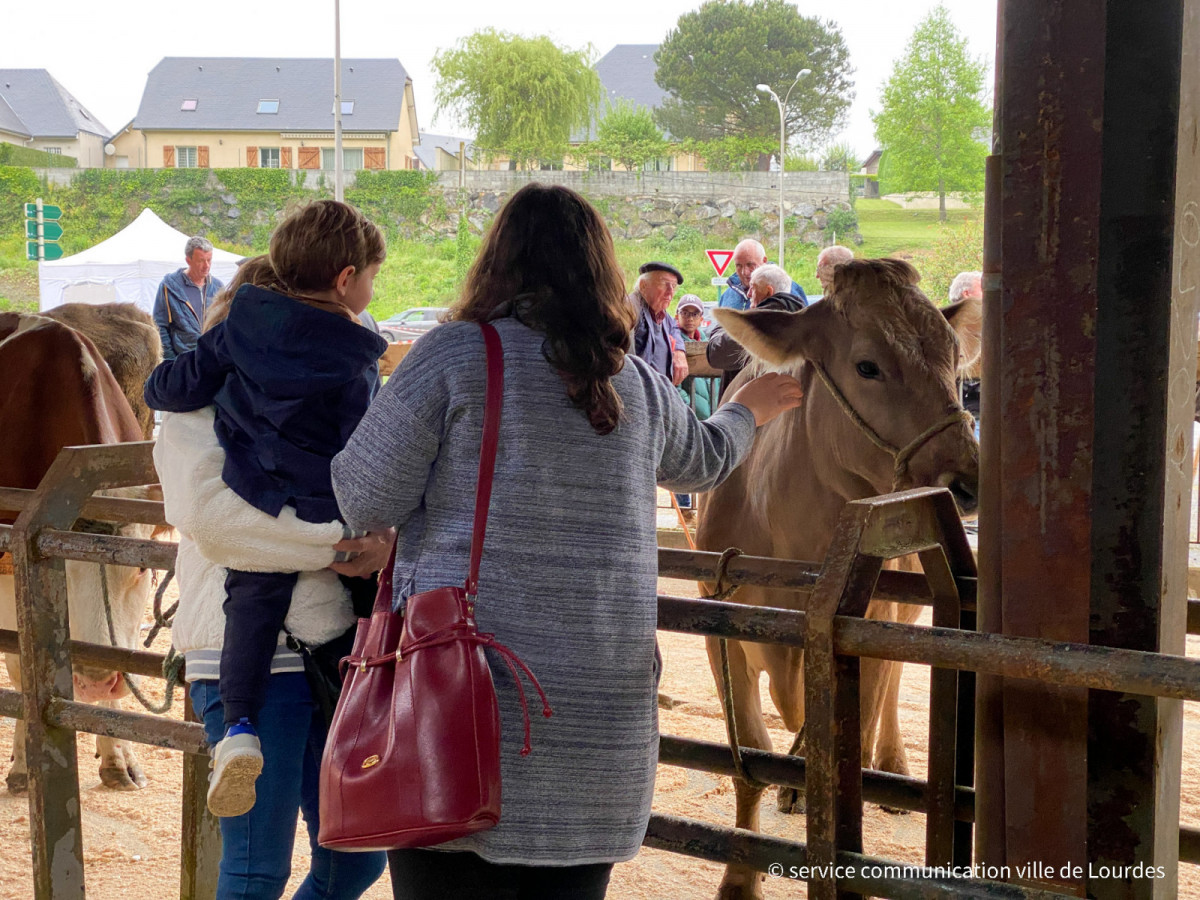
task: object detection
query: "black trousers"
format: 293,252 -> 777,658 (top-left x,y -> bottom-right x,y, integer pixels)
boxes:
220,569 -> 298,725
388,849 -> 614,900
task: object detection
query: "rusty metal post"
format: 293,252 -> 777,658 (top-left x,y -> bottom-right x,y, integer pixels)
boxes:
181,699 -> 220,900
804,502 -> 880,900
1086,3 -> 1198,897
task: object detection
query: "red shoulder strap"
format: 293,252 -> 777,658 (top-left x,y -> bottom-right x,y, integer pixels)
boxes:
466,322 -> 503,596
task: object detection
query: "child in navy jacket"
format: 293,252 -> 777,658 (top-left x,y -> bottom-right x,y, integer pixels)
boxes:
144,201 -> 387,817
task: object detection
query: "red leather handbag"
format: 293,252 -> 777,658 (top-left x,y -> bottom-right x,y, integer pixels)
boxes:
318,322 -> 551,852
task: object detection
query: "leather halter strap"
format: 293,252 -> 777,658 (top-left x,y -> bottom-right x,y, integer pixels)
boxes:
810,361 -> 973,489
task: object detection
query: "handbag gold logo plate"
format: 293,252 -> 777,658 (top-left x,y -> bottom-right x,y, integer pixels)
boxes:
361,754 -> 381,769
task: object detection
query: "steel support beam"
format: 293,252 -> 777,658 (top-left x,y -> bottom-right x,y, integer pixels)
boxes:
983,3 -> 1196,895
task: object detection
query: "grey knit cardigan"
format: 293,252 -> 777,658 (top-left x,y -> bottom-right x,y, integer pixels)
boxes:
331,316 -> 756,866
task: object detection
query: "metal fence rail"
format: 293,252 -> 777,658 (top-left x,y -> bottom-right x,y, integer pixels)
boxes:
3,445 -> 1199,898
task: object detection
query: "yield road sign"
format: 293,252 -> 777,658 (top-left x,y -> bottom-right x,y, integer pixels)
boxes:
24,202 -> 63,220
25,221 -> 64,241
706,249 -> 733,277
27,241 -> 64,261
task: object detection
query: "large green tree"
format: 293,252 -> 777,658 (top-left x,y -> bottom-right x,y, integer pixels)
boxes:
432,30 -> 603,170
654,0 -> 853,147
871,6 -> 990,221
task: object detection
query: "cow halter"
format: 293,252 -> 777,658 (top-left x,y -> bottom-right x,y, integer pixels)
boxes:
810,361 -> 974,490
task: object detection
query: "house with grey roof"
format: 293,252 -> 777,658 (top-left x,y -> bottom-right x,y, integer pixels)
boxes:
0,70 -> 111,167
569,45 -> 700,173
106,57 -> 419,171
414,132 -> 477,171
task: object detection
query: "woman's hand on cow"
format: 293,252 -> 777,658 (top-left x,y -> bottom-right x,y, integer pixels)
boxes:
328,527 -> 396,576
729,372 -> 804,426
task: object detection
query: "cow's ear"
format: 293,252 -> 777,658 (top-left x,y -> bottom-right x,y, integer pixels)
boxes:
713,305 -> 818,366
942,298 -> 983,374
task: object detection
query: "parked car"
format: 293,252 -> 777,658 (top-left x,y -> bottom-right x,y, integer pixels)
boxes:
378,307 -> 450,342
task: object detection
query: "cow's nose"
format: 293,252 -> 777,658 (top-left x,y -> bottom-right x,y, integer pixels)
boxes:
949,477 -> 978,516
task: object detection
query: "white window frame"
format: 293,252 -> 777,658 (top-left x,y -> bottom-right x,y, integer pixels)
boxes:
176,146 -> 198,168
44,147 -> 62,155
259,147 -> 281,168
257,99 -> 280,115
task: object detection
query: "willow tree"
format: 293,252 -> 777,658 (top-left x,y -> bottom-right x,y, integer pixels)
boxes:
871,6 -> 990,221
433,30 -> 603,170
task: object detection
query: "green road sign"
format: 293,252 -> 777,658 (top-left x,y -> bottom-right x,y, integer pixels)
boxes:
24,202 -> 63,220
26,242 -> 64,261
25,221 -> 64,241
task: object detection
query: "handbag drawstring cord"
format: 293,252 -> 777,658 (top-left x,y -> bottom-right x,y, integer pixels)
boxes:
344,627 -> 553,756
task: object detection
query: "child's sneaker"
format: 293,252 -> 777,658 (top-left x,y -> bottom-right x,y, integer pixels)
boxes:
207,718 -> 263,817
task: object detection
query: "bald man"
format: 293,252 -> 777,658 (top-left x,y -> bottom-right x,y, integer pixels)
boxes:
815,245 -> 855,295
718,238 -> 807,310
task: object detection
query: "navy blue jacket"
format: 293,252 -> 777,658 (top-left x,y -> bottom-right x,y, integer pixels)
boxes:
153,269 -> 225,360
144,285 -> 387,522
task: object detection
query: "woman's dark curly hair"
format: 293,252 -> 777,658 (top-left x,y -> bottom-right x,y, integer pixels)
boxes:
450,183 -> 635,435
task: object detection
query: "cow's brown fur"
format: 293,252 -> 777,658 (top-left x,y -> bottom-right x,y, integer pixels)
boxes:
0,314 -> 155,793
42,303 -> 162,439
695,259 -> 979,900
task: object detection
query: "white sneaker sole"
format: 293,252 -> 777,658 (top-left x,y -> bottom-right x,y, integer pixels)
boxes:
207,749 -> 263,818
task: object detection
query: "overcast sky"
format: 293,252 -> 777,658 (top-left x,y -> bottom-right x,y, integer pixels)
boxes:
3,0 -> 996,160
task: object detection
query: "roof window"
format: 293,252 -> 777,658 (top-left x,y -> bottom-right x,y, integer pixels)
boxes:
181,99 -> 198,111
332,100 -> 355,115
257,99 -> 280,114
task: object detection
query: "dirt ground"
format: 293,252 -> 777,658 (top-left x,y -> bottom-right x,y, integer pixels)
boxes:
0,576 -> 1198,899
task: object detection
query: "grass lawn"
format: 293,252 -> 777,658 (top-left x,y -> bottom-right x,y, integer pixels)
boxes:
854,198 -> 982,258
0,198 -> 985,317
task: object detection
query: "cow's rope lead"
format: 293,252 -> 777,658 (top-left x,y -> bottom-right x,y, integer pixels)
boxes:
810,362 -> 973,489
99,564 -> 183,715
701,547 -> 769,789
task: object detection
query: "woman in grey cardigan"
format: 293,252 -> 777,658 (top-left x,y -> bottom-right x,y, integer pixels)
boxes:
330,183 -> 802,900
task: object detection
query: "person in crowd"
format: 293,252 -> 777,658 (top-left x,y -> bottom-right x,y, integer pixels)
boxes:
672,294 -> 715,521
147,214 -> 386,897
674,295 -> 713,420
708,264 -> 808,394
330,183 -> 802,900
146,202 -> 388,820
629,260 -> 689,385
154,235 -> 225,360
815,245 -> 855,296
718,238 -> 807,310
948,270 -> 984,423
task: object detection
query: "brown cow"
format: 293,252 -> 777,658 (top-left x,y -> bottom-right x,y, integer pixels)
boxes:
696,259 -> 979,900
0,313 -> 156,792
42,303 -> 162,440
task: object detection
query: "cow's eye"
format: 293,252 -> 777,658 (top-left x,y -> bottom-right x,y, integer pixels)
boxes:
856,360 -> 882,380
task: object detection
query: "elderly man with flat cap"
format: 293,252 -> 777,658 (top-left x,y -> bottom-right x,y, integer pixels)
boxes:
628,261 -> 689,386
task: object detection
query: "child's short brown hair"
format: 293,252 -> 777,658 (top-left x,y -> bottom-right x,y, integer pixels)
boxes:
269,200 -> 385,295
203,254 -> 283,332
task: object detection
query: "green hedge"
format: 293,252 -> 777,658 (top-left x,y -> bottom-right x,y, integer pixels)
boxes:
0,144 -> 78,168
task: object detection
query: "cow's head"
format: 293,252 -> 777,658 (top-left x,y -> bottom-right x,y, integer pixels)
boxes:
715,258 -> 979,514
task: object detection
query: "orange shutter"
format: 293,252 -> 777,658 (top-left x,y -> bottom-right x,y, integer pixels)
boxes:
197,146 -> 209,167
246,146 -> 258,167
281,147 -> 292,168
298,147 -> 320,169
163,146 -> 175,168
364,147 -> 386,170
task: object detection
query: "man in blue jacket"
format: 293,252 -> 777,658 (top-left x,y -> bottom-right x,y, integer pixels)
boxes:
718,238 -> 807,309
154,236 -> 225,360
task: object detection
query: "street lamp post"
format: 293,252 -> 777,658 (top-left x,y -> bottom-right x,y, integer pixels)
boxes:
756,69 -> 811,269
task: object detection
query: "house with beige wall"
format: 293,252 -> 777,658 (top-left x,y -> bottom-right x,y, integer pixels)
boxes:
568,44 -> 704,173
0,69 -> 110,167
106,57 -> 419,171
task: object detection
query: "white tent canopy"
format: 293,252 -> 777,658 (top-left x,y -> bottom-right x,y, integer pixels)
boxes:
39,208 -> 242,315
